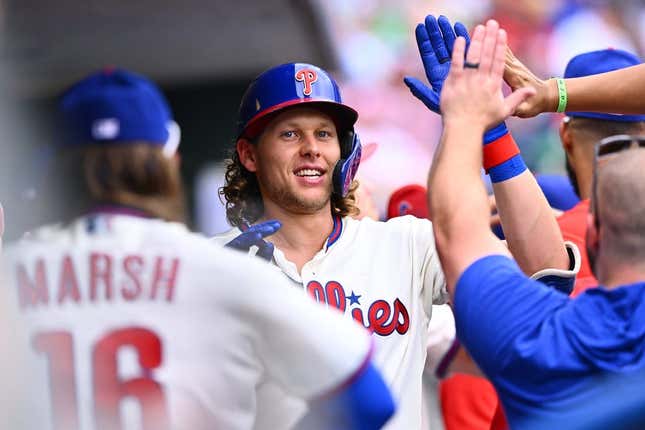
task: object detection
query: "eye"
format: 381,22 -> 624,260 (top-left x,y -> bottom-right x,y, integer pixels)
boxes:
317,130 -> 334,138
280,130 -> 298,139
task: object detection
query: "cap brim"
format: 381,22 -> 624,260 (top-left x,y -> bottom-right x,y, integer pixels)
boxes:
241,99 -> 358,139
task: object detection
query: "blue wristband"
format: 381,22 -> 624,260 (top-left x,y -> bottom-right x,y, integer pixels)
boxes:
483,122 -> 509,145
488,154 -> 527,183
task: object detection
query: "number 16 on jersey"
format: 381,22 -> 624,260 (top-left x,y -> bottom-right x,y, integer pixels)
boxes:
33,327 -> 169,430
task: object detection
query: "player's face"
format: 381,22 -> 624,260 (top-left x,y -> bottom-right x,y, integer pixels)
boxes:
247,107 -> 341,215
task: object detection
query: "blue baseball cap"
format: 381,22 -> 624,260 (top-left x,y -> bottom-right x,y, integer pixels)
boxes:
564,49 -> 645,122
60,68 -> 179,151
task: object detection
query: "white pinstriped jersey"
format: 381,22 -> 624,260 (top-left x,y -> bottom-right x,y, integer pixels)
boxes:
4,212 -> 373,430
214,214 -> 448,429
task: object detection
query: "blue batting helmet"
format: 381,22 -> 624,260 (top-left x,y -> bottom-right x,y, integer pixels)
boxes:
236,63 -> 361,197
237,62 -> 358,140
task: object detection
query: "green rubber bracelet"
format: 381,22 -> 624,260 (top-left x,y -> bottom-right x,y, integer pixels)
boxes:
556,78 -> 567,113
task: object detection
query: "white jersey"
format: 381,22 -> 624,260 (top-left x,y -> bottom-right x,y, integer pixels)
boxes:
214,215 -> 448,430
4,212 -> 373,430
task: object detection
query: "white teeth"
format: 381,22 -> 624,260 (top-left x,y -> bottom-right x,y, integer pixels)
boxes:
296,169 -> 322,177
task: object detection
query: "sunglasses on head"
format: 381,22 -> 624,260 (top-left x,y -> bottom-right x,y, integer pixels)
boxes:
595,135 -> 645,158
592,134 -> 645,229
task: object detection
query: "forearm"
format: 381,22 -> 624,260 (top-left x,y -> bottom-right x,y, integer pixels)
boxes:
543,64 -> 645,115
429,123 -> 505,290
492,170 -> 569,274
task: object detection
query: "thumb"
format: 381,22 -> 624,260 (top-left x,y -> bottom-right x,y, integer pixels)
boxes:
503,87 -> 536,117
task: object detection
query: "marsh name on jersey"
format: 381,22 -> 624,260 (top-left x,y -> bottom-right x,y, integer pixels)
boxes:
14,253 -> 180,311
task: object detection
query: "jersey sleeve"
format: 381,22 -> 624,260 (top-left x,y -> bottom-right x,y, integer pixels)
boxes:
425,304 -> 457,378
408,217 -> 448,310
226,253 -> 373,400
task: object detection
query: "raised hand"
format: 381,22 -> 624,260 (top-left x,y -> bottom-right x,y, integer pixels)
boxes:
440,21 -> 535,130
503,46 -> 552,118
404,15 -> 470,113
225,219 -> 281,261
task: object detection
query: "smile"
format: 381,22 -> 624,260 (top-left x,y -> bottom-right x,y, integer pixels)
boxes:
294,168 -> 324,177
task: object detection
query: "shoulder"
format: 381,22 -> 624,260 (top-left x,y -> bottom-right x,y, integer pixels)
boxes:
347,215 -> 433,236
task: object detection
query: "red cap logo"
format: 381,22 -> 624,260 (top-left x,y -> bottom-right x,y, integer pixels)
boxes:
295,69 -> 318,96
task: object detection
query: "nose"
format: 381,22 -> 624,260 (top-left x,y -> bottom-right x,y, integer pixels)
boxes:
300,133 -> 321,158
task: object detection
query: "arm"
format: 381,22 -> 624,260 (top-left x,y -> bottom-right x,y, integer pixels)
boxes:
405,15 -> 568,276
491,172 -> 569,274
296,364 -> 395,430
505,48 -> 645,117
429,20 -> 534,293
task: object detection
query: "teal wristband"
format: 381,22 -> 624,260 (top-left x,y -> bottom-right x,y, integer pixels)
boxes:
556,78 -> 567,113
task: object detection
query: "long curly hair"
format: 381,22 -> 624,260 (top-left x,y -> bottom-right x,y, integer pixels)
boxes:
56,143 -> 186,223
219,147 -> 360,227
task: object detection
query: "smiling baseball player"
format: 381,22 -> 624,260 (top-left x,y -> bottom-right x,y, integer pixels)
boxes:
214,47 -> 576,428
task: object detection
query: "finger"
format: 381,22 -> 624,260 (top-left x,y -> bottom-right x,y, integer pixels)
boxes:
491,29 -> 508,81
425,15 -> 450,63
248,220 -> 281,235
454,21 -> 471,51
438,16 -> 456,56
479,19 -> 500,74
415,23 -> 440,83
465,24 -> 485,66
450,37 -> 466,73
403,76 -> 441,113
504,87 -> 537,117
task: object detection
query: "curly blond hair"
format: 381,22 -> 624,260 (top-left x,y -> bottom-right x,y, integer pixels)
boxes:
219,149 -> 360,227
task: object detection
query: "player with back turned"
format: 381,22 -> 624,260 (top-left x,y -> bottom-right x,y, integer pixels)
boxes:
2,68 -> 394,430
215,16 -> 576,427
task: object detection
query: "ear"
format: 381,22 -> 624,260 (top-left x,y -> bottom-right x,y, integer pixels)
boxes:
559,117 -> 575,159
236,139 -> 258,172
586,211 -> 599,251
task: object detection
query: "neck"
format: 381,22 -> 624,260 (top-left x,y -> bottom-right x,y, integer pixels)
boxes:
596,259 -> 645,289
260,201 -> 335,273
574,160 -> 594,201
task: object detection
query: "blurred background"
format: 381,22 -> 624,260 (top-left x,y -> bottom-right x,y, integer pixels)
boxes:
1,0 -> 644,240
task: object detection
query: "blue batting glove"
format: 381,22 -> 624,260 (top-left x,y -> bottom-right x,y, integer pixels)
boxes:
404,15 -> 470,114
225,220 -> 281,261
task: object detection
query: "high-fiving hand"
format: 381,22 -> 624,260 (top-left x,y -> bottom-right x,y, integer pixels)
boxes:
440,20 -> 535,130
403,15 -> 470,114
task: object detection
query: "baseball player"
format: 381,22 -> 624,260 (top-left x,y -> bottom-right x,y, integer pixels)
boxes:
214,43 -> 574,427
3,68 -> 395,430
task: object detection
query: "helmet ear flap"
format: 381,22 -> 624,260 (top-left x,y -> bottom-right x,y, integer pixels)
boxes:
333,131 -> 362,197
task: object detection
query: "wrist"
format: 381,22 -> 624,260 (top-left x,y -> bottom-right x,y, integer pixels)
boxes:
443,118 -> 486,137
545,78 -> 559,113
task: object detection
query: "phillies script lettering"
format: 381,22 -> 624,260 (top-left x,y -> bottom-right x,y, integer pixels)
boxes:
306,280 -> 409,336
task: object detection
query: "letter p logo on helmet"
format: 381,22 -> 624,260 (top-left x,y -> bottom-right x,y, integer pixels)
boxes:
295,69 -> 318,96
